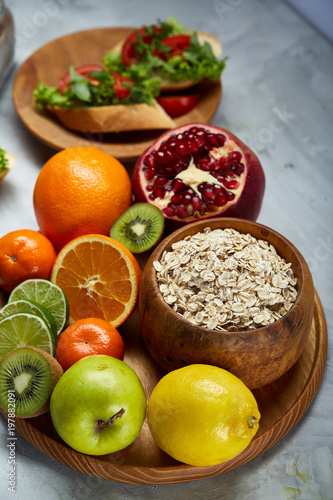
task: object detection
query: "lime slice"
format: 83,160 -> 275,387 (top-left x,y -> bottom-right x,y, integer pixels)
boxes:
0,299 -> 58,336
8,279 -> 69,335
0,313 -> 55,358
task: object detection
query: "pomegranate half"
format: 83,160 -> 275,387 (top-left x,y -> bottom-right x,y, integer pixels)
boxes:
132,123 -> 265,223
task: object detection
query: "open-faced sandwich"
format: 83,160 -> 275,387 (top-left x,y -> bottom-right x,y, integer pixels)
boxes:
34,17 -> 226,133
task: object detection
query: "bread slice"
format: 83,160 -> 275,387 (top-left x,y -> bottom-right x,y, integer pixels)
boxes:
110,31 -> 223,92
48,100 -> 176,133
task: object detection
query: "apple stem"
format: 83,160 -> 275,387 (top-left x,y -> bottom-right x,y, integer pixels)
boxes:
247,415 -> 257,429
96,408 -> 126,430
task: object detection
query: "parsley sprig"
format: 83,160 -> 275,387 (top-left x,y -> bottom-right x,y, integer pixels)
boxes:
0,148 -> 8,173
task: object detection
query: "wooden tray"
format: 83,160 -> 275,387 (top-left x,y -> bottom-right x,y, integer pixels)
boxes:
0,288 -> 327,485
12,27 -> 222,163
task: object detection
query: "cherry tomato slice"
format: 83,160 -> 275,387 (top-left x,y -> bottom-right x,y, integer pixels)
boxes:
161,34 -> 191,58
58,64 -> 104,93
156,94 -> 199,118
112,72 -> 134,100
121,26 -> 162,66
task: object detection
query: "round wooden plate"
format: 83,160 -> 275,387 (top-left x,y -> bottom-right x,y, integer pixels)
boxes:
0,287 -> 327,485
12,27 -> 222,162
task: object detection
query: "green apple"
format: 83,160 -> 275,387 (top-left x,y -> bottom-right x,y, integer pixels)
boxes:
50,355 -> 146,455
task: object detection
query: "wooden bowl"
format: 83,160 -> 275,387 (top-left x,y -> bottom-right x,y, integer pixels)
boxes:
139,218 -> 314,389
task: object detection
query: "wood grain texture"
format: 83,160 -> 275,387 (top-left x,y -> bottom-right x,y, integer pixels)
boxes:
12,27 -> 222,162
139,218 -> 315,389
0,282 -> 327,484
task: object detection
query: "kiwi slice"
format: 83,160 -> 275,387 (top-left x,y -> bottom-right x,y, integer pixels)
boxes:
110,203 -> 164,253
0,346 -> 63,418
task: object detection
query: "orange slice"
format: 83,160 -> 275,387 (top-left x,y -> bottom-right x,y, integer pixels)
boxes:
50,235 -> 141,327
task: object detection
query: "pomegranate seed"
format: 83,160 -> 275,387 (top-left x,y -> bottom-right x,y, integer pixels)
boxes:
188,140 -> 200,153
163,206 -> 176,217
156,151 -> 168,164
214,184 -> 224,195
146,185 -> 153,192
215,194 -> 227,206
153,177 -> 168,187
196,157 -> 209,167
226,192 -> 235,201
230,151 -> 242,162
186,204 -> 194,216
192,196 -> 202,210
209,161 -> 221,173
195,136 -> 206,149
144,152 -> 156,168
203,187 -> 215,201
177,153 -> 191,165
165,150 -> 174,162
176,142 -> 188,156
235,163 -> 245,175
161,165 -> 177,177
198,160 -> 210,171
172,179 -> 186,192
183,194 -> 193,205
171,194 -> 183,204
220,157 -> 234,169
155,187 -> 165,199
144,168 -> 156,181
223,179 -> 239,190
149,192 -> 157,201
214,173 -> 227,182
167,141 -> 177,151
216,134 -> 226,146
206,133 -> 219,147
176,205 -> 188,219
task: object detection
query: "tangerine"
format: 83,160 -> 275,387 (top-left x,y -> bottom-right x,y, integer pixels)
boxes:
0,229 -> 57,293
56,317 -> 125,371
33,146 -> 132,251
51,234 -> 141,327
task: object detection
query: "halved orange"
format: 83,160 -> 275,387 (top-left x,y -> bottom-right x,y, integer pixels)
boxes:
51,235 -> 141,327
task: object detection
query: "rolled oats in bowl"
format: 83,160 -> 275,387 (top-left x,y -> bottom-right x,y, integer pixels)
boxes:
153,227 -> 298,332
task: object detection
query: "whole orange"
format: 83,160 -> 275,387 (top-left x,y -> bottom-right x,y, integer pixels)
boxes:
33,146 -> 132,251
0,229 -> 57,293
56,317 -> 125,371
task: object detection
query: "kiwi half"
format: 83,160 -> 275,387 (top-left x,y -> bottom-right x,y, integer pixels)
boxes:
110,202 -> 164,253
0,347 -> 63,418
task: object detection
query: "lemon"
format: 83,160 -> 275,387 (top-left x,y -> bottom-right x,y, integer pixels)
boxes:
147,364 -> 260,466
